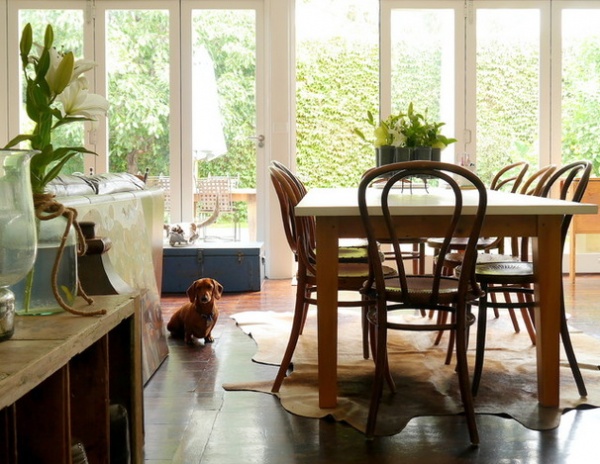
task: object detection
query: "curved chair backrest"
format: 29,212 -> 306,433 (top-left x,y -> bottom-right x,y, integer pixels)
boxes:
269,163 -> 304,256
490,161 -> 530,193
271,160 -> 308,197
507,165 -> 557,259
269,163 -> 318,275
519,164 -> 557,196
540,161 -> 592,247
358,161 -> 488,306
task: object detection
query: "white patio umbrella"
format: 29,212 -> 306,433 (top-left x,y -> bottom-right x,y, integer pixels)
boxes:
192,45 -> 227,161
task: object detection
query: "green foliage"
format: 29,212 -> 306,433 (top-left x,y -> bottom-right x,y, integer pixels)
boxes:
193,10 -> 257,189
296,38 -> 379,188
17,6 -> 600,196
16,11 -> 86,176
475,40 -> 540,184
4,23 -> 106,193
561,38 -> 600,175
106,11 -> 171,176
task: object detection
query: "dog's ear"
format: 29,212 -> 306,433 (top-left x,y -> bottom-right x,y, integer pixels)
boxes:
212,280 -> 224,300
186,280 -> 199,303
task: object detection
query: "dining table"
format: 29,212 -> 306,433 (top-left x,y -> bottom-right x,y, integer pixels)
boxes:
295,186 -> 598,409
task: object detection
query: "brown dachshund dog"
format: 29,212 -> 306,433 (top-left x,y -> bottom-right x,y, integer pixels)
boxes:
167,278 -> 224,345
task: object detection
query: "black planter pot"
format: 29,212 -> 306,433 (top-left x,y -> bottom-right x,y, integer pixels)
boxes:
413,146 -> 432,161
376,146 -> 396,166
395,147 -> 412,162
431,147 -> 442,162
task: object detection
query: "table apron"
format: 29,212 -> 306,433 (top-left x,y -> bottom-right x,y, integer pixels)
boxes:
328,214 -> 542,239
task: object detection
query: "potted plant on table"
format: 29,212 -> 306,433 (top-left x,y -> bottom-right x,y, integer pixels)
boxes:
3,23 -> 109,316
401,102 -> 457,161
353,110 -> 406,166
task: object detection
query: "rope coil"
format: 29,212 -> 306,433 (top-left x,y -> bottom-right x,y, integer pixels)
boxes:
33,193 -> 106,316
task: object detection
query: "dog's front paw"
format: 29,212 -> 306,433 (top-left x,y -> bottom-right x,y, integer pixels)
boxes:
204,336 -> 215,343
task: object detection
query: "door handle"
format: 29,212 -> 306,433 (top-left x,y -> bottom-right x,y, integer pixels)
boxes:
249,134 -> 265,148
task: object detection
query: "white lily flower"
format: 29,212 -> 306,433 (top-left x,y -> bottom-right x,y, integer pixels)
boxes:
72,60 -> 96,81
57,76 -> 109,121
44,46 -> 73,96
42,46 -> 97,96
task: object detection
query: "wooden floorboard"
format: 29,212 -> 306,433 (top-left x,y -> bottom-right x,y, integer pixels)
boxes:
144,275 -> 600,463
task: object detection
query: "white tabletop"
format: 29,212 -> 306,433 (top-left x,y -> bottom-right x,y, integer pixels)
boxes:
295,188 -> 598,217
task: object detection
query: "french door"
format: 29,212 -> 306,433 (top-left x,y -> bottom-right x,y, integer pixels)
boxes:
179,0 -> 265,234
380,0 -> 547,185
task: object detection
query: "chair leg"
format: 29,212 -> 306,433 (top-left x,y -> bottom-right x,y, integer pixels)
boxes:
504,293 -> 521,333
472,288 -> 489,396
362,299 -> 370,359
444,310 -> 456,365
489,289 -> 500,319
454,307 -> 479,445
433,311 -> 449,345
366,318 -> 389,438
418,242 -> 426,275
298,286 -> 311,335
272,282 -> 308,393
518,291 -> 536,345
560,292 -> 587,397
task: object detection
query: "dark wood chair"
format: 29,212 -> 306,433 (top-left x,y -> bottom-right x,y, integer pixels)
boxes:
358,161 -> 487,444
469,161 -> 591,397
269,163 -> 396,392
440,164 -> 558,349
427,161 -> 530,266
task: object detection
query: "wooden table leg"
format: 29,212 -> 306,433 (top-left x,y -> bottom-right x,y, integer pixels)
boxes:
316,217 -> 340,408
532,215 -> 563,407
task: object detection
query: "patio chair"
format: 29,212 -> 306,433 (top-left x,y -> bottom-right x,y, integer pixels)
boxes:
146,175 -> 171,221
196,175 -> 240,241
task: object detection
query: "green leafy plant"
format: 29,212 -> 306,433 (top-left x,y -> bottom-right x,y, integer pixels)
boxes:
3,23 -> 109,194
402,102 -> 456,148
353,110 -> 406,148
354,103 -> 456,150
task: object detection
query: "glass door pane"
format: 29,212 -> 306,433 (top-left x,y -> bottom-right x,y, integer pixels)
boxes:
475,8 -> 540,184
295,0 -> 378,187
190,9 -> 258,241
390,7 -> 456,163
561,8 -> 600,175
105,9 -> 171,179
17,9 -> 85,174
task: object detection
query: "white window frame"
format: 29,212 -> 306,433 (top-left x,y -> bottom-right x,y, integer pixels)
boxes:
0,0 -> 7,144
380,0 -> 465,164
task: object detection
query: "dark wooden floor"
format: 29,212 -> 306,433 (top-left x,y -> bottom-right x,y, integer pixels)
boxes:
144,276 -> 600,463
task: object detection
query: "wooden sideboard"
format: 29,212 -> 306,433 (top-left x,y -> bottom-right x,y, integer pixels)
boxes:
569,177 -> 600,281
0,294 -> 143,463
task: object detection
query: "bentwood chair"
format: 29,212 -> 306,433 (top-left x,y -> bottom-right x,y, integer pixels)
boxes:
469,161 -> 591,397
439,164 -> 557,350
427,161 -> 530,267
271,160 -> 373,262
428,162 -> 532,357
358,161 -> 487,444
269,164 -> 396,392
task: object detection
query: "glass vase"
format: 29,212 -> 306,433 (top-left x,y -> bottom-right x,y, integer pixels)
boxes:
14,214 -> 78,316
0,150 -> 38,338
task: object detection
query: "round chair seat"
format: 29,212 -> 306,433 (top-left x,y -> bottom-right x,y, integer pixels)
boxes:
475,261 -> 534,283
